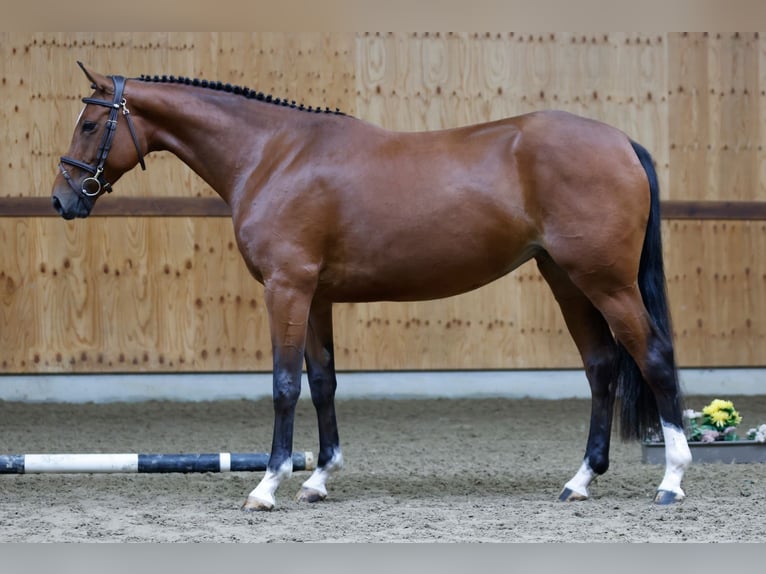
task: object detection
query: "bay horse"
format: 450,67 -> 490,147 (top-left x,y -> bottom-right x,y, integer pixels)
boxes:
51,62 -> 692,510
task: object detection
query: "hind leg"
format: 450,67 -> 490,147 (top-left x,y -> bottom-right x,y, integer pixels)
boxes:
296,299 -> 344,503
586,284 -> 691,504
537,255 -> 619,502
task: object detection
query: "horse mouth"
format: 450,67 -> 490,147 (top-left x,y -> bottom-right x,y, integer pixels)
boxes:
51,194 -> 93,219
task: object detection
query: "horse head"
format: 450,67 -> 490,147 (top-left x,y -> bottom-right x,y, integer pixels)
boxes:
51,62 -> 146,219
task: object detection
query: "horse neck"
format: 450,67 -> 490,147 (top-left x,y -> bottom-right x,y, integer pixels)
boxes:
130,81 -> 290,205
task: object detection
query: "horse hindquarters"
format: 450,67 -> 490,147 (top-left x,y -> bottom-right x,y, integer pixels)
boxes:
539,138 -> 690,504
598,141 -> 689,504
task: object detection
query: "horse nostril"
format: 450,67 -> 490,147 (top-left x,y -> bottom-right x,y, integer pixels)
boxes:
52,195 -> 63,214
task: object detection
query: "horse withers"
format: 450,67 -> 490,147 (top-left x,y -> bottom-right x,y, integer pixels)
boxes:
51,62 -> 692,510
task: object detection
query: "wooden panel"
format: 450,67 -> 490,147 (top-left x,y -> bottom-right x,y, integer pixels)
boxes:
0,218 -> 272,372
3,31 -> 764,201
708,33 -> 761,202
667,33 -> 709,202
1,33 -> 33,203
1,32 -> 765,374
2,218 -> 764,372
668,32 -> 765,201
333,266 -> 577,370
664,220 -> 766,366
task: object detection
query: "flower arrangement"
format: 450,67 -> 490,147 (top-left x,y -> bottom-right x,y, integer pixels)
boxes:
684,398 -> 743,443
643,398 -> 766,463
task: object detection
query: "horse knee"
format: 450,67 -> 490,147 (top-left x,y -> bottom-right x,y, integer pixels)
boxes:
273,370 -> 301,412
311,386 -> 336,411
307,370 -> 336,405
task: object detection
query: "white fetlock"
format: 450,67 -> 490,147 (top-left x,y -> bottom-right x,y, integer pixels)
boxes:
560,460 -> 597,501
298,449 -> 343,502
656,420 -> 692,503
242,459 -> 292,511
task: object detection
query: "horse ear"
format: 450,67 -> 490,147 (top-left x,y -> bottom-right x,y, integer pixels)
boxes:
77,61 -> 111,92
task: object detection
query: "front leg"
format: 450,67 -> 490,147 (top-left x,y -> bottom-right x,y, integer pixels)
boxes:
242,276 -> 315,511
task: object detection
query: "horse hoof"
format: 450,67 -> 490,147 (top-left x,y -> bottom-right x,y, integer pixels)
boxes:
296,487 -> 327,503
558,487 -> 588,502
654,490 -> 684,505
241,496 -> 274,512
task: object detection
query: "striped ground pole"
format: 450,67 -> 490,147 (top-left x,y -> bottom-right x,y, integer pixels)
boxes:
0,451 -> 314,474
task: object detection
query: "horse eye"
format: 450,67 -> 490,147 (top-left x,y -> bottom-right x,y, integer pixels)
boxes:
82,121 -> 97,133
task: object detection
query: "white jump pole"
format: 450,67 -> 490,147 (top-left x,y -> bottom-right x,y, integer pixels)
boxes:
0,451 -> 314,474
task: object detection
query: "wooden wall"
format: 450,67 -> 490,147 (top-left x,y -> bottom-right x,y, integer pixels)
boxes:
1,32 -> 764,373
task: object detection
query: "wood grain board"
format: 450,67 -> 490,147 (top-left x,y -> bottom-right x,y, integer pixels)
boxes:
1,33 -> 764,373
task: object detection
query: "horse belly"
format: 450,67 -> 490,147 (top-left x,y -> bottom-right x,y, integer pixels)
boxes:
321,223 -> 539,303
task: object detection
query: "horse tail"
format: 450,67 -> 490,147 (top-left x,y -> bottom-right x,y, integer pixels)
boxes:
616,140 -> 680,440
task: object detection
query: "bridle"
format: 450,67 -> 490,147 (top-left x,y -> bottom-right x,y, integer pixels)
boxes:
59,75 -> 146,198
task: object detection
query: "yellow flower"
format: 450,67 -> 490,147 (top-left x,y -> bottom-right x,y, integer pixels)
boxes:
700,399 -> 742,429
703,399 -> 734,416
710,410 -> 730,428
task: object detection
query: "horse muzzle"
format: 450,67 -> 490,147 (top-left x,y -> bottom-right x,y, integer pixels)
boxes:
51,187 -> 93,219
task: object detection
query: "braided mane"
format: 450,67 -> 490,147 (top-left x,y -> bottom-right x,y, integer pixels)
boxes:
135,74 -> 347,116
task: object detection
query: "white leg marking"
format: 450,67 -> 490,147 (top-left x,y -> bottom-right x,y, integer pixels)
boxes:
301,449 -> 344,498
246,458 -> 293,509
657,419 -> 692,498
563,461 -> 597,499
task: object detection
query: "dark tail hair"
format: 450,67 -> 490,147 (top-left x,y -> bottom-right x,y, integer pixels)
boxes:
616,140 -> 680,440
